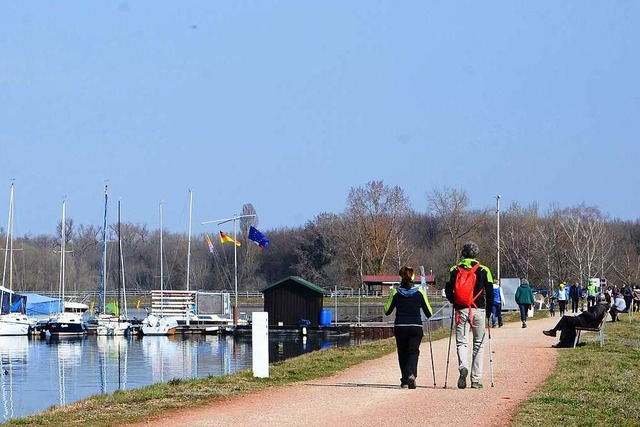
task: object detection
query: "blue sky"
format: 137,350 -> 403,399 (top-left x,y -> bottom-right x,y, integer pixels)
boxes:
1,2 -> 638,237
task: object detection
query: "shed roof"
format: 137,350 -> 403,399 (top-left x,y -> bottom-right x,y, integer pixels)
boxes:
261,275 -> 328,295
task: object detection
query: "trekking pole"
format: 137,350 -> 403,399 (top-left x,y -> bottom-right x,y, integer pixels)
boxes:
488,323 -> 495,387
443,304 -> 454,389
427,318 -> 436,387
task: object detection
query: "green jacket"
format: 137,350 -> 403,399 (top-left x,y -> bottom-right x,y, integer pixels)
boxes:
515,283 -> 536,305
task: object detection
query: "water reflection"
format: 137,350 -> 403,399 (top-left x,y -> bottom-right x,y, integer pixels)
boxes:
0,332 -> 374,421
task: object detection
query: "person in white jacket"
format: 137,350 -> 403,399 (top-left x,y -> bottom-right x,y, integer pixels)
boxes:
491,280 -> 505,328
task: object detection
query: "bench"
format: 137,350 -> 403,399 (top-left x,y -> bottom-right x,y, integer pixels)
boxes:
573,316 -> 606,348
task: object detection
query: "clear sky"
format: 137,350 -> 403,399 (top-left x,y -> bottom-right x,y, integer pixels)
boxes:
1,2 -> 638,237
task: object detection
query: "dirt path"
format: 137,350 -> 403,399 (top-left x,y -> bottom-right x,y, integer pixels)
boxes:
127,315 -> 560,427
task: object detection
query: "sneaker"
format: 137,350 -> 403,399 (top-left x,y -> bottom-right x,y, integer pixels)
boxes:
400,383 -> 408,389
498,323 -> 503,328
407,374 -> 416,389
543,329 -> 556,337
457,367 -> 468,389
470,382 -> 483,389
522,322 -> 527,328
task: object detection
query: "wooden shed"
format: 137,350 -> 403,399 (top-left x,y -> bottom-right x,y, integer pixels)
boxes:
261,276 -> 328,327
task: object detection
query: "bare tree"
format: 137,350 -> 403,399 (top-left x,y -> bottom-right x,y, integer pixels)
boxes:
428,187 -> 486,262
342,181 -> 411,280
559,205 -> 609,286
500,202 -> 540,280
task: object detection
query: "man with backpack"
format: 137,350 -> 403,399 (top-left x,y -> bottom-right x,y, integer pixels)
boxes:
445,241 -> 494,389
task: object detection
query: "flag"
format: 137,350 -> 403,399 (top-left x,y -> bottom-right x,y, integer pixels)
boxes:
205,234 -> 214,254
220,230 -> 241,246
248,226 -> 269,248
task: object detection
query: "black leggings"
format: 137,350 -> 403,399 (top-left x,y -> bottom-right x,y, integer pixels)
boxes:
558,300 -> 567,315
393,325 -> 423,382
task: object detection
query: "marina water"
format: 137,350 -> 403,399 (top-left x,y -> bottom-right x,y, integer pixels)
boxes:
0,332 -> 369,422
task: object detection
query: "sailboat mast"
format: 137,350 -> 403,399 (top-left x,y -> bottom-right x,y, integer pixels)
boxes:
60,200 -> 66,304
186,190 -> 193,291
159,201 -> 164,317
117,200 -> 123,319
2,181 -> 14,290
100,185 -> 108,315
8,182 -> 14,292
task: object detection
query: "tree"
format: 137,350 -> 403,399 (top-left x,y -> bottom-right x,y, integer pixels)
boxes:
559,205 -> 609,286
500,202 -> 540,280
343,181 -> 411,280
428,187 -> 487,262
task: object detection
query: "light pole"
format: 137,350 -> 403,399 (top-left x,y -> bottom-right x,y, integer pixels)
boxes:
496,195 -> 501,284
202,213 -> 256,325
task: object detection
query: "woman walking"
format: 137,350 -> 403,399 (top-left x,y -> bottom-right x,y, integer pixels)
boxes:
515,279 -> 536,328
384,266 -> 432,389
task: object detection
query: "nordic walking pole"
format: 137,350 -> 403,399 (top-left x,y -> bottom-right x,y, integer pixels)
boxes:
443,304 -> 454,389
488,322 -> 495,387
427,318 -> 436,387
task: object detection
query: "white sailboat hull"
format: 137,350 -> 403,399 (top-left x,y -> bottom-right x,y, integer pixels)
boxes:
141,315 -> 179,336
0,313 -> 32,336
95,317 -> 132,336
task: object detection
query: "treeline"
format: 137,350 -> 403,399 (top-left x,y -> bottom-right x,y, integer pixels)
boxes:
2,181 -> 640,295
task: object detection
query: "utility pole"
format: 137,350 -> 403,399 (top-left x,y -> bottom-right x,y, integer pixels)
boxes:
496,195 -> 501,284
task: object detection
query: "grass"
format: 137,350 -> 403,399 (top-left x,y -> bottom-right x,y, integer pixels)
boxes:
511,315 -> 640,427
6,310 -> 635,427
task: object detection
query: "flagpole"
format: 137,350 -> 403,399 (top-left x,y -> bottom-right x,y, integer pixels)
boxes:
202,213 -> 256,326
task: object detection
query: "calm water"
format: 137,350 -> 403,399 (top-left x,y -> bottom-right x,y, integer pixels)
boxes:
0,332 -> 368,422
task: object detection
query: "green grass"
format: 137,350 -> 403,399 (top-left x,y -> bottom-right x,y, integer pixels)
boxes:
7,309 -> 631,427
511,316 -> 640,427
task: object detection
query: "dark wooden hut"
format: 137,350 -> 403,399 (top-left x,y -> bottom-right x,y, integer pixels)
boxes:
261,276 -> 328,327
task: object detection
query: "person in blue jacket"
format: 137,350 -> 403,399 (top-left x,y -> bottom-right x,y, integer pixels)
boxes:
384,266 -> 432,389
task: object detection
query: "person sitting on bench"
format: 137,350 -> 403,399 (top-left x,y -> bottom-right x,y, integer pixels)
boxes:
542,293 -> 609,348
610,292 -> 627,322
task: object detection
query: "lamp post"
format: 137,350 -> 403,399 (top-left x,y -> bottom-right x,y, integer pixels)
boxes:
202,213 -> 256,325
496,195 -> 501,284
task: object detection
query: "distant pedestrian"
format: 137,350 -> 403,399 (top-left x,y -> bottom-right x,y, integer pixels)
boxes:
587,281 -> 597,308
633,286 -> 640,312
491,280 -> 505,328
622,284 -> 633,313
549,297 -> 556,317
515,279 -> 536,328
445,241 -> 494,390
555,283 -> 568,316
569,282 -> 581,313
384,266 -> 432,389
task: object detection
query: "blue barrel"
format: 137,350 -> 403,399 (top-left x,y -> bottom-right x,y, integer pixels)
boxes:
319,309 -> 332,326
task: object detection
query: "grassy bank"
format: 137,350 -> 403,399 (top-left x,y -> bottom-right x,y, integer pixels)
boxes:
512,315 -> 640,427
8,310 -> 634,427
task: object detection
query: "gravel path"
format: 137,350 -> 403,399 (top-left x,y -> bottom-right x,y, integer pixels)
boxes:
127,315 -> 560,427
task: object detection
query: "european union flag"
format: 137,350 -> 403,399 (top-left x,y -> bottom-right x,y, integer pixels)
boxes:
248,226 -> 269,248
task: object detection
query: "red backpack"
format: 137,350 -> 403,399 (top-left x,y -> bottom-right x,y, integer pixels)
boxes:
454,264 -> 482,322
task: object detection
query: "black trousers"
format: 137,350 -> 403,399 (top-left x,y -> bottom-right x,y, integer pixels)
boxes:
570,298 -> 579,313
393,325 -> 424,382
553,315 -> 586,345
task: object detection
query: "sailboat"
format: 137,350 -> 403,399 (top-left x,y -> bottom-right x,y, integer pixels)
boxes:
47,200 -> 88,337
94,188 -> 131,336
0,182 -> 34,336
140,202 -> 179,336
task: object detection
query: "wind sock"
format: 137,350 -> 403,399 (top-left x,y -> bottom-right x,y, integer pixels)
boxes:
248,226 -> 269,248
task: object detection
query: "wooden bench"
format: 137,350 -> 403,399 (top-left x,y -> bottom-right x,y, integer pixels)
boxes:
573,316 -> 606,348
